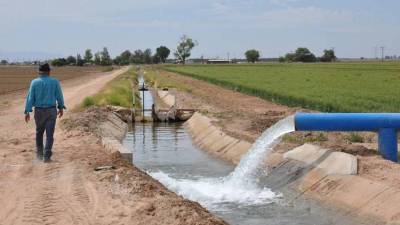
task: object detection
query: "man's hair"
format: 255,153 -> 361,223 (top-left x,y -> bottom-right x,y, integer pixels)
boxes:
39,63 -> 51,72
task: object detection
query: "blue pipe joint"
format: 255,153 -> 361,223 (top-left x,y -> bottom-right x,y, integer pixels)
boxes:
379,128 -> 398,162
295,113 -> 400,162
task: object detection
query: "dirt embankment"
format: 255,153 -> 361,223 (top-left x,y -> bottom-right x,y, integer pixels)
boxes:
0,67 -> 226,225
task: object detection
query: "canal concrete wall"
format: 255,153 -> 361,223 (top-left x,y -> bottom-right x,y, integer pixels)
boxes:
157,90 -> 176,107
92,107 -> 133,163
185,112 -> 252,164
184,112 -> 400,224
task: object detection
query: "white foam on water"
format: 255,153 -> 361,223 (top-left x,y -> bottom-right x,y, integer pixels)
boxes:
149,116 -> 295,208
150,171 -> 279,210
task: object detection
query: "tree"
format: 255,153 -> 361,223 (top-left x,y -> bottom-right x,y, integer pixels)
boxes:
130,49 -> 144,64
94,52 -> 101,65
119,50 -> 132,65
51,58 -> 68,67
76,54 -> 84,66
66,56 -> 77,65
155,46 -> 170,63
152,55 -> 161,64
284,53 -> 295,62
113,56 -> 122,65
174,35 -> 197,64
245,49 -> 260,63
100,47 -> 112,66
0,60 -> 8,65
320,49 -> 337,62
293,47 -> 317,62
143,48 -> 152,64
84,49 -> 93,63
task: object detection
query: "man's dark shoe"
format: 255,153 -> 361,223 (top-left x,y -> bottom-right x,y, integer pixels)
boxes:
43,158 -> 51,163
36,152 -> 43,161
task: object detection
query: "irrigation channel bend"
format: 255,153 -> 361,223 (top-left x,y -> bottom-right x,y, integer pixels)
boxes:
123,76 -> 347,225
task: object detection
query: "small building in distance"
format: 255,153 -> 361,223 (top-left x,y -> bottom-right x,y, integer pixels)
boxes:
207,59 -> 232,64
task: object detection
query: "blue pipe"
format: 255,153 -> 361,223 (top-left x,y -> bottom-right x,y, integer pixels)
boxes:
295,113 -> 400,162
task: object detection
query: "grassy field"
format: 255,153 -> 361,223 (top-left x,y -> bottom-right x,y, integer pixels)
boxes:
0,66 -> 108,95
81,68 -> 139,109
143,66 -> 192,92
164,62 -> 400,112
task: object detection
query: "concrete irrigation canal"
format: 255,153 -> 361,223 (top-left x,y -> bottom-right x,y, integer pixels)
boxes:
123,122 -> 351,225
122,73 -> 368,225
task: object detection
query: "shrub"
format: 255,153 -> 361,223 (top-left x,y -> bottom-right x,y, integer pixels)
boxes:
82,97 -> 95,108
347,133 -> 364,143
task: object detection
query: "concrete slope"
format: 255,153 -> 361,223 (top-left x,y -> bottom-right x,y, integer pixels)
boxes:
185,112 -> 252,164
184,112 -> 400,224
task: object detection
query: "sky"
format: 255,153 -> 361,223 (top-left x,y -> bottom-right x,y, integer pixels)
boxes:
0,0 -> 399,60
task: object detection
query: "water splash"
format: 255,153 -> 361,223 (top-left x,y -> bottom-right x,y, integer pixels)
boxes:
151,172 -> 279,210
225,115 -> 295,187
150,116 -> 295,207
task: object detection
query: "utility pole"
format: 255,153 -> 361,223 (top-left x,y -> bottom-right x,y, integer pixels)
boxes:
142,82 -> 145,118
380,46 -> 385,62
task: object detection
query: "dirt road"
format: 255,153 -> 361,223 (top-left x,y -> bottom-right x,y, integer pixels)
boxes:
0,67 -> 225,225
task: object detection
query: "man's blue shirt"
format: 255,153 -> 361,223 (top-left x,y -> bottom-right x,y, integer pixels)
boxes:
24,75 -> 66,114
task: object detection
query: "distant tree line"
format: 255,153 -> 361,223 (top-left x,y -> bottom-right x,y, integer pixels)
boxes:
112,46 -> 173,65
51,47 -> 112,67
279,48 -> 337,63
49,35 -> 201,67
47,36 -> 337,66
243,47 -> 336,63
50,45 -> 174,67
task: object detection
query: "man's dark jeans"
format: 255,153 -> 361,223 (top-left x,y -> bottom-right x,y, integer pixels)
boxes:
34,107 -> 57,160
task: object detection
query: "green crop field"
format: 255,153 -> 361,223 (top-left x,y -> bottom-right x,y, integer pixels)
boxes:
164,62 -> 400,112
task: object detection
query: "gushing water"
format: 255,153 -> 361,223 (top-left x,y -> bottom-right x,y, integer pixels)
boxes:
225,115 -> 295,186
150,116 -> 295,208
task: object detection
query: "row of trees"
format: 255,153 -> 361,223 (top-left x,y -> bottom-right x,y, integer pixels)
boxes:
279,48 -> 336,63
244,48 -> 336,63
50,35 -> 197,67
113,46 -> 170,65
51,47 -> 112,67
113,35 -> 197,65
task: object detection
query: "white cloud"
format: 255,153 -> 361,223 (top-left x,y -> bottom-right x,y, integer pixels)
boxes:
104,20 -> 182,29
269,0 -> 299,6
259,6 -> 354,27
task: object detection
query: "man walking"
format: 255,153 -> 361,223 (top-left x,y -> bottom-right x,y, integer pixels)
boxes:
24,63 -> 65,162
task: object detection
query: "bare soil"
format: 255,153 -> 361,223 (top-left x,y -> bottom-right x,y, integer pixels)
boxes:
0,65 -> 107,95
154,69 -> 400,189
0,67 -> 226,225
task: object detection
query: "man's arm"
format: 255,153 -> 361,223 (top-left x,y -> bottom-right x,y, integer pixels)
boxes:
55,80 -> 66,118
24,81 -> 35,123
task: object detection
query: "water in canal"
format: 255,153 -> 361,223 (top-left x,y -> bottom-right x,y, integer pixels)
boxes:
123,120 -> 342,225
